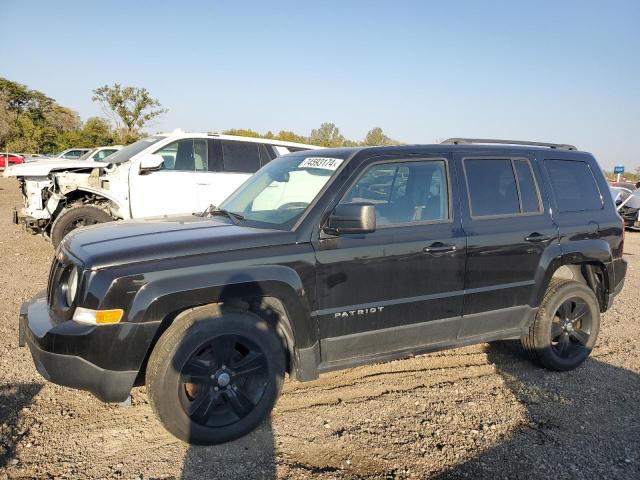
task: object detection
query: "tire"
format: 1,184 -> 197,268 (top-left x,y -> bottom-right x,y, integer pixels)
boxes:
522,279 -> 600,371
51,204 -> 113,247
146,305 -> 286,445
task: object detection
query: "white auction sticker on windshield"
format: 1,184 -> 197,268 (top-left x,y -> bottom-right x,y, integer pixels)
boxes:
298,157 -> 343,170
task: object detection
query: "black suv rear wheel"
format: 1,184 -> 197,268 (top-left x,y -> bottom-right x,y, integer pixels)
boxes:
146,306 -> 285,445
522,279 -> 600,371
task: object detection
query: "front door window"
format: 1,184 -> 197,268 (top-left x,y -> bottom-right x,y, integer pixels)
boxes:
156,139 -> 209,171
340,160 -> 449,225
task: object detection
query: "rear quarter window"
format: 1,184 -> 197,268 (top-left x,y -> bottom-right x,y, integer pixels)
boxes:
545,159 -> 603,212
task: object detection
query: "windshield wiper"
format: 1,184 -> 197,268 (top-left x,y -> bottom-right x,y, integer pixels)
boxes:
194,204 -> 245,223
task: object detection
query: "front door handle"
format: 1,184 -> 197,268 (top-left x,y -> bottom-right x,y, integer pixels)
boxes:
423,242 -> 456,253
525,233 -> 551,242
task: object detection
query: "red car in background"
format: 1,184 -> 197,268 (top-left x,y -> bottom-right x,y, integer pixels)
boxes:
0,153 -> 24,168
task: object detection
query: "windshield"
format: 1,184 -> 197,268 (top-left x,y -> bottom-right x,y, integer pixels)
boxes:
78,149 -> 97,161
221,155 -> 345,228
105,136 -> 166,164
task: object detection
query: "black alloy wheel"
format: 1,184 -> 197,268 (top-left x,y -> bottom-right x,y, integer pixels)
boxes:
521,279 -> 600,371
146,307 -> 285,445
178,334 -> 269,428
550,297 -> 593,359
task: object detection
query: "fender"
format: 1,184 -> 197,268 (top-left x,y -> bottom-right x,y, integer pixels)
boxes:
56,181 -> 131,220
65,186 -> 130,219
123,263 -> 317,380
532,238 -> 612,309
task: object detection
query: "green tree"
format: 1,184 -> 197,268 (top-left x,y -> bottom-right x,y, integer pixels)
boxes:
44,105 -> 81,133
0,92 -> 13,145
92,83 -> 167,142
274,130 -> 308,144
222,128 -> 263,138
363,127 -> 398,146
5,114 -> 47,152
0,78 -> 33,117
0,78 -> 56,124
78,117 -> 115,147
309,122 -> 345,147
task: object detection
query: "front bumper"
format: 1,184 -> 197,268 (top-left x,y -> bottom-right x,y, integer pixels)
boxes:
20,293 -> 139,403
13,206 -> 49,233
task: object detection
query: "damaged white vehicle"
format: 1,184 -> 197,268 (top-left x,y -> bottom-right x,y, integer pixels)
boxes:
7,131 -> 320,246
4,146 -> 123,233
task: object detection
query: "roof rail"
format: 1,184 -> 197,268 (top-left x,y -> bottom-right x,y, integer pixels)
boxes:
440,138 -> 577,151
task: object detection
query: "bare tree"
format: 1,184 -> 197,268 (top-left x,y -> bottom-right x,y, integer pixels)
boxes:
92,84 -> 167,142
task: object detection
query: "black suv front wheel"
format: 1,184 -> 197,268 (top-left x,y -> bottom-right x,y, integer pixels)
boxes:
522,279 -> 600,371
146,306 -> 285,445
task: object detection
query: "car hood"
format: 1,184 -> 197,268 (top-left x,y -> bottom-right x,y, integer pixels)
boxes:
64,214 -> 298,269
2,159 -> 107,177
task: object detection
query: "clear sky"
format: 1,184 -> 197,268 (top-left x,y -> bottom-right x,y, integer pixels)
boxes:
2,0 -> 638,170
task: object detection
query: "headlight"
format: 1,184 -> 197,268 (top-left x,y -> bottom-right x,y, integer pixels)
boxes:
63,266 -> 79,306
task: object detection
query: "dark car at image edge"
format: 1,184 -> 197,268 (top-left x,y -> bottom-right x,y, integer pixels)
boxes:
19,138 -> 627,445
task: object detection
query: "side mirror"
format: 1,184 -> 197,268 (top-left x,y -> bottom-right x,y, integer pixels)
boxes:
324,202 -> 376,235
139,153 -> 164,174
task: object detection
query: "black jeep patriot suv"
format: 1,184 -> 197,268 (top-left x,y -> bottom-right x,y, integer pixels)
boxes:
20,138 -> 627,445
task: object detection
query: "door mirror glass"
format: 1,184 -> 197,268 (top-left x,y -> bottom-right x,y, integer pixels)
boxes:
139,153 -> 165,173
324,203 -> 376,235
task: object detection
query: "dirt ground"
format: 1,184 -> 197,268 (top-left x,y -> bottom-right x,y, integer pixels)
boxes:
0,175 -> 638,480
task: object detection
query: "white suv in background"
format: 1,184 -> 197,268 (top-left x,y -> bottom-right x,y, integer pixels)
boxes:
10,130 -> 321,246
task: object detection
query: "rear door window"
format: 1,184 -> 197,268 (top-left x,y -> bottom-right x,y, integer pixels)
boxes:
206,139 -> 223,172
464,158 -> 542,217
464,159 -> 520,216
545,159 -> 603,212
221,140 -> 261,173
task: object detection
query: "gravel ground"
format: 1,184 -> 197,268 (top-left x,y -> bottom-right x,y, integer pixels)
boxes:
0,176 -> 638,480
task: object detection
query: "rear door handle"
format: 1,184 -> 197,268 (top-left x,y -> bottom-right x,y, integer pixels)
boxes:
525,233 -> 551,242
423,242 -> 456,253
